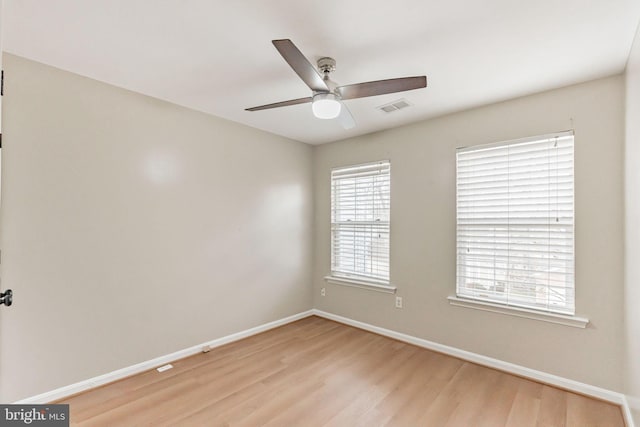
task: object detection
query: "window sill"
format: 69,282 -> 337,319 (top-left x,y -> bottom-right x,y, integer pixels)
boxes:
447,296 -> 589,328
324,276 -> 397,294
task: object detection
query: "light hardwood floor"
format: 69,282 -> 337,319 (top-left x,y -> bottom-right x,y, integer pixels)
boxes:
61,316 -> 625,426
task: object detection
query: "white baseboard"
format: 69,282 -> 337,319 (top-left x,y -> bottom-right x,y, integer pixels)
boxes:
625,395 -> 640,427
14,310 -> 314,404
311,309 -> 628,407
622,395 -> 637,427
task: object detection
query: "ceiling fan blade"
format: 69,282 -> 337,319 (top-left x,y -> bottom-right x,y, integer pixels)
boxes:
338,102 -> 356,129
245,97 -> 312,111
336,76 -> 427,100
272,39 -> 329,92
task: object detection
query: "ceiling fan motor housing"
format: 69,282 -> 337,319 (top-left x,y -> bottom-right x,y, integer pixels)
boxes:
317,57 -> 336,74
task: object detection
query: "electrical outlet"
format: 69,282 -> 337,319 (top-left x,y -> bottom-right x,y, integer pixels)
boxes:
321,287 -> 326,297
395,296 -> 403,308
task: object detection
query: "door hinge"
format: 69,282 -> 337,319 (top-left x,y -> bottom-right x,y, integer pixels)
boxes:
1,70 -> 4,96
0,289 -> 13,307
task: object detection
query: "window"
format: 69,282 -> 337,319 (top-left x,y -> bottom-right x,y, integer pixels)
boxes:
330,161 -> 391,284
456,132 -> 575,315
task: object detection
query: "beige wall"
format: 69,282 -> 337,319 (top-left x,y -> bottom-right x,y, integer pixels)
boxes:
625,22 -> 640,421
314,76 -> 625,391
0,54 -> 313,402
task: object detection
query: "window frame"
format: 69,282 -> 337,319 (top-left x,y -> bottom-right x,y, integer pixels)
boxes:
451,131 -> 587,327
326,160 -> 394,292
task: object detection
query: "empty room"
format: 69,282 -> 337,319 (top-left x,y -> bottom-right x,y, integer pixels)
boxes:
0,1 -> 639,426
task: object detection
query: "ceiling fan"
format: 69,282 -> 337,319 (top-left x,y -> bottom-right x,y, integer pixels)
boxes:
245,39 -> 427,129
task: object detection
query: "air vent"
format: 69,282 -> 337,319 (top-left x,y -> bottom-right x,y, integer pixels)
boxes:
377,99 -> 412,113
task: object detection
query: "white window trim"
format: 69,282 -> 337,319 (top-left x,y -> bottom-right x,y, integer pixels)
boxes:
330,160 -> 391,285
325,275 -> 397,294
455,130 -> 576,316
447,296 -> 589,328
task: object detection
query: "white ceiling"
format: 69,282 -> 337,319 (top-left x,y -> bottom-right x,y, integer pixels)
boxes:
2,1 -> 640,144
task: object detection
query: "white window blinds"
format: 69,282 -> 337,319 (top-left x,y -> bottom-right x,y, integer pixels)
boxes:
456,132 -> 575,314
331,161 -> 391,283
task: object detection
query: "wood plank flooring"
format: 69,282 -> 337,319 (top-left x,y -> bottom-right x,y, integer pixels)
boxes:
60,316 -> 625,426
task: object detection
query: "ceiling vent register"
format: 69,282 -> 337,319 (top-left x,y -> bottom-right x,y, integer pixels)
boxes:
377,99 -> 411,113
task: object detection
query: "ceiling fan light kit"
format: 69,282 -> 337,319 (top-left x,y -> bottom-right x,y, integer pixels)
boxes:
312,93 -> 342,119
246,39 -> 427,129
